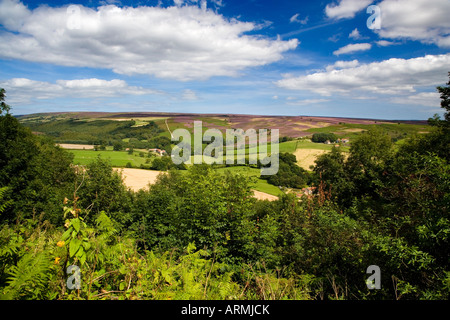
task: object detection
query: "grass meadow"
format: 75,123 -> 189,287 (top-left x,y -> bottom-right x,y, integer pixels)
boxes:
70,149 -> 150,167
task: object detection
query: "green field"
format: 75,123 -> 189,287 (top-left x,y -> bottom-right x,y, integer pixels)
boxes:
68,149 -> 282,196
186,140 -> 298,165
70,149 -> 150,167
294,139 -> 350,152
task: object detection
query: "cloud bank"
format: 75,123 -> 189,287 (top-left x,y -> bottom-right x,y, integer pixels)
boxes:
0,78 -> 159,104
276,54 -> 450,103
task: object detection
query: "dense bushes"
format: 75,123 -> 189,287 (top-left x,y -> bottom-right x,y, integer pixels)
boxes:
150,156 -> 187,171
0,196 -> 314,300
310,117 -> 450,299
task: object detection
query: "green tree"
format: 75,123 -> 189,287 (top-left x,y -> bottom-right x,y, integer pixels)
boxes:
263,153 -> 310,189
413,72 -> 450,162
311,132 -> 337,143
313,146 -> 351,202
436,71 -> 450,124
151,156 -> 186,171
0,102 -> 75,224
344,127 -> 394,205
0,88 -> 10,115
150,156 -> 171,171
76,156 -> 132,227
130,165 -> 256,262
113,141 -> 124,151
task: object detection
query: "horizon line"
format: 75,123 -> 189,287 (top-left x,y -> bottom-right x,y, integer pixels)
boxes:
12,111 -> 430,122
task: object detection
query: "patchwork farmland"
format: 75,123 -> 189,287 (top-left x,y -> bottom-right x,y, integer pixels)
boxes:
19,111 -> 431,197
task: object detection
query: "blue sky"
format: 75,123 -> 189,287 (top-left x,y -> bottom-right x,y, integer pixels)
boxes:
0,0 -> 449,119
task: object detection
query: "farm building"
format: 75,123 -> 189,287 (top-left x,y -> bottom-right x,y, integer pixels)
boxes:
149,148 -> 167,156
297,187 -> 316,197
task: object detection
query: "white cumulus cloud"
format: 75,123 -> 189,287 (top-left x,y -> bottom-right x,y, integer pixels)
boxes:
326,59 -> 360,72
375,40 -> 399,47
377,0 -> 450,48
0,0 -> 30,30
333,43 -> 372,55
348,28 -> 361,39
0,77 -> 159,104
0,0 -> 298,81
325,0 -> 372,19
289,13 -> 308,24
348,28 -> 368,40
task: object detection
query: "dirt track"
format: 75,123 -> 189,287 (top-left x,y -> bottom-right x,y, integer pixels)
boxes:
116,168 -> 278,201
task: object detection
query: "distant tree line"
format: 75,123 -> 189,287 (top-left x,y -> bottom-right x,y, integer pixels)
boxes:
311,132 -> 337,143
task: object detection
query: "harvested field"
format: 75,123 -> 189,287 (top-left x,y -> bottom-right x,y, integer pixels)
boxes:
342,128 -> 365,133
58,144 -> 94,150
252,190 -> 278,201
114,168 -> 165,191
293,148 -> 328,170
